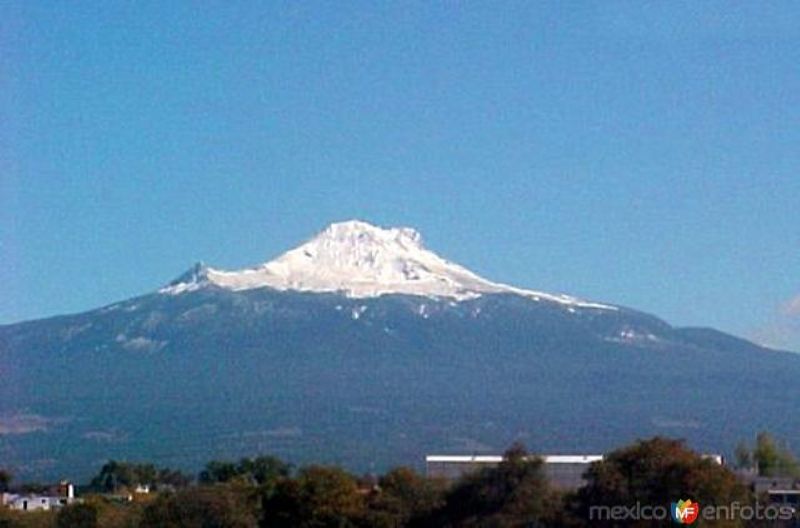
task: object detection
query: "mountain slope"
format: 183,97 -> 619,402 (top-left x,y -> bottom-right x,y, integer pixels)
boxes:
1,221 -> 798,482
161,220 -> 611,308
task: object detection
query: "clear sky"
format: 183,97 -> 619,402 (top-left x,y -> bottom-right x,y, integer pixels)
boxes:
2,2 -> 799,350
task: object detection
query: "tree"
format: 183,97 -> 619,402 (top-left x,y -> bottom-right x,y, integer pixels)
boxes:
157,467 -> 193,489
364,467 -> 444,527
734,441 -> 753,471
239,456 -> 291,487
0,470 -> 10,492
82,495 -> 145,528
140,486 -> 257,528
199,461 -> 240,484
199,456 -> 291,487
56,503 -> 98,528
753,432 -> 800,478
261,465 -> 365,527
424,442 -> 557,527
570,437 -> 749,527
90,460 -> 188,492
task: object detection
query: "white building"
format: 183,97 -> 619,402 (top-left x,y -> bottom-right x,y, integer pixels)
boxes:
426,453 -> 723,490
134,483 -> 151,494
426,454 -> 603,489
1,480 -> 78,512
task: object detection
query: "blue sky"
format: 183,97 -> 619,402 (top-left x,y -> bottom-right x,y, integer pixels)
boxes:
2,2 -> 799,349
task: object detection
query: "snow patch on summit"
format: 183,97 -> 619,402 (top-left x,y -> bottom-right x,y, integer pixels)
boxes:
161,220 -> 614,309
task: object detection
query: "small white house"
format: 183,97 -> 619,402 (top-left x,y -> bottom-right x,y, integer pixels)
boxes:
134,483 -> 150,494
1,480 -> 78,512
2,493 -> 69,511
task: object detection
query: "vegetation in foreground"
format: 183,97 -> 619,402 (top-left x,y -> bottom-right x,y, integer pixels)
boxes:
0,434 -> 797,527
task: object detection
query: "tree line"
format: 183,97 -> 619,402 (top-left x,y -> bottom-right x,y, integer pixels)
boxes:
0,433 -> 798,527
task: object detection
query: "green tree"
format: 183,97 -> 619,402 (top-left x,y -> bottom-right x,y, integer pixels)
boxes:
239,456 -> 291,487
753,432 -> 800,477
157,467 -> 193,489
425,442 -> 556,527
140,486 -> 257,528
0,469 -> 10,492
364,467 -> 444,527
570,437 -> 749,527
89,460 -> 187,492
56,503 -> 98,528
199,461 -> 241,485
82,495 -> 145,528
261,465 -> 364,528
734,441 -> 753,470
199,456 -> 291,487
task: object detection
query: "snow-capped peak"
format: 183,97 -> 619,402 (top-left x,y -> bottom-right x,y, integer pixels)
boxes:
161,220 -> 614,309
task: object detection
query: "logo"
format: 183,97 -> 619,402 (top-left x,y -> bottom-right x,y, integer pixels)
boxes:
672,499 -> 700,524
